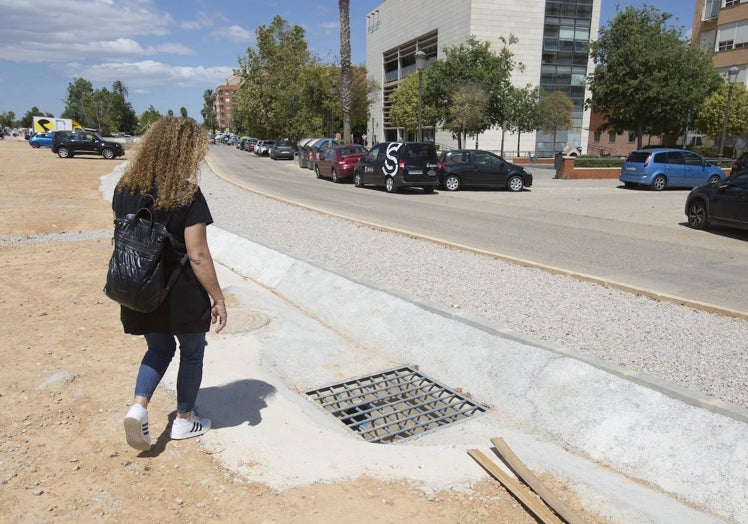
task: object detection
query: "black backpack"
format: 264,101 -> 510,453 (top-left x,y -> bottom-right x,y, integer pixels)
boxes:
104,196 -> 187,312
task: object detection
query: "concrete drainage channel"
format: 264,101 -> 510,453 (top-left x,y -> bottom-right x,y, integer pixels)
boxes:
306,365 -> 487,443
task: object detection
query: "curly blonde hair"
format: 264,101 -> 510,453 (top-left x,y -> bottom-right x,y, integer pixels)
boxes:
116,117 -> 209,210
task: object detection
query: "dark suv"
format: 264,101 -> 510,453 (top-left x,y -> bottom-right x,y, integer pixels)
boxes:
353,142 -> 439,193
51,130 -> 125,159
731,152 -> 748,174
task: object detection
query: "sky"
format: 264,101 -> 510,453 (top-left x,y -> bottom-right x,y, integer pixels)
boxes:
0,1 -> 695,125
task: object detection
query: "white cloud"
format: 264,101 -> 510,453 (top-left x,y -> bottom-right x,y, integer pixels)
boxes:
213,25 -> 253,44
65,60 -> 235,89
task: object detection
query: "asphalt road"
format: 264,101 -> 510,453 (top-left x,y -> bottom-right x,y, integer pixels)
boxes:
207,145 -> 748,315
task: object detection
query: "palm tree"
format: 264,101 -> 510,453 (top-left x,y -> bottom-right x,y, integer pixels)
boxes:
339,0 -> 352,143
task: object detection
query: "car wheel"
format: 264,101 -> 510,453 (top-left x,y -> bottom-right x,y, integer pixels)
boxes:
651,174 -> 667,191
354,172 -> 364,187
102,148 -> 114,159
444,175 -> 460,191
31,142 -> 40,149
422,186 -> 435,194
57,147 -> 71,158
315,165 -> 322,179
332,169 -> 340,183
707,174 -> 721,185
687,199 -> 708,229
385,177 -> 397,193
507,175 -> 524,192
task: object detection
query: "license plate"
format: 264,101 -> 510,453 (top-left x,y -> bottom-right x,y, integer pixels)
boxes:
410,169 -> 423,175
427,169 -> 436,176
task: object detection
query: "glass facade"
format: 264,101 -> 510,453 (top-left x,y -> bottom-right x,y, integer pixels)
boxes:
536,0 -> 594,156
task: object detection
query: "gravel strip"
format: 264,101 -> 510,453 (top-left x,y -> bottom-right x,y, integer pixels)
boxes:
102,159 -> 748,411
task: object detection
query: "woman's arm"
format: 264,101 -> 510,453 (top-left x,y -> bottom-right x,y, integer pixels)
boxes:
184,222 -> 227,333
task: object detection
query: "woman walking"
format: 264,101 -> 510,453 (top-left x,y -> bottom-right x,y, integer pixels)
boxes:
113,117 -> 227,451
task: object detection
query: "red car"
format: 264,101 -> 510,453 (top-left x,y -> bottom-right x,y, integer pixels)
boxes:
314,144 -> 368,183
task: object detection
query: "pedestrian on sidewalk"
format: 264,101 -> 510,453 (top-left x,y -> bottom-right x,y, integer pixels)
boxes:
113,117 -> 228,451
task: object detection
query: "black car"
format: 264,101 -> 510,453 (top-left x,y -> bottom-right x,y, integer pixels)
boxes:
438,149 -> 532,192
353,142 -> 439,193
685,170 -> 748,231
270,139 -> 296,160
51,130 -> 125,159
731,152 -> 748,174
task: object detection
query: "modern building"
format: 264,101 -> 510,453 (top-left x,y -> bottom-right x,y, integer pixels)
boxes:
693,0 -> 748,152
365,0 -> 601,158
214,75 -> 242,131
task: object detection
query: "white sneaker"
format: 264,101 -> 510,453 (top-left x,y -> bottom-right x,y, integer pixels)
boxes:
123,404 -> 151,451
171,412 -> 211,440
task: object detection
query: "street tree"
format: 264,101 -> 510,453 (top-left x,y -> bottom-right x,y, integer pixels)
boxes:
694,82 -> 748,149
540,90 -> 574,154
423,35 -> 520,145
236,15 -> 314,139
502,84 -> 543,157
0,111 -> 16,128
587,5 -> 721,149
62,78 -> 94,124
448,82 -> 490,148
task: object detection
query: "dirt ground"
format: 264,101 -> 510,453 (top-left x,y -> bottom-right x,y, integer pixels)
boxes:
0,138 -> 605,523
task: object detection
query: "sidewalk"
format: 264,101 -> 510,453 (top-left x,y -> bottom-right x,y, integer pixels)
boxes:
101,166 -> 747,523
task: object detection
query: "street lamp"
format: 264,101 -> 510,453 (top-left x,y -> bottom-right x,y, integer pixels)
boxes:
719,65 -> 740,160
415,49 -> 426,142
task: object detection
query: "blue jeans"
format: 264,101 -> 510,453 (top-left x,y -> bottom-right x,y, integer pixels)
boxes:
135,332 -> 206,414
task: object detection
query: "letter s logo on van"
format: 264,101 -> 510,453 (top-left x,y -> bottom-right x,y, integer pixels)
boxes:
383,142 -> 404,176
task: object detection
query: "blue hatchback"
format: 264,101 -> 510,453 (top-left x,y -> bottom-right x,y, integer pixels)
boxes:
620,148 -> 725,191
29,132 -> 54,148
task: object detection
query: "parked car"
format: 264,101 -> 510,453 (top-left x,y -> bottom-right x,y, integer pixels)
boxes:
259,140 -> 275,156
51,130 -> 125,159
315,144 -> 368,182
437,149 -> 532,192
620,148 -> 724,191
253,140 -> 266,156
298,138 -> 319,167
731,152 -> 748,174
307,138 -> 342,170
685,170 -> 748,231
29,132 -> 54,148
353,142 -> 439,193
245,138 -> 258,152
270,139 -> 296,160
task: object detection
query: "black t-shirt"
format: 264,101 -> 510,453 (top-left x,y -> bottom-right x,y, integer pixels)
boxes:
111,186 -> 214,335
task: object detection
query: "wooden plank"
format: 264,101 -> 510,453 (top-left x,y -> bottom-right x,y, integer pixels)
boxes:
467,449 -> 563,524
491,437 -> 585,524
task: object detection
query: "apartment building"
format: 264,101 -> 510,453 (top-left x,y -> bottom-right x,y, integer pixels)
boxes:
694,0 -> 748,79
214,75 -> 242,131
365,0 -> 601,158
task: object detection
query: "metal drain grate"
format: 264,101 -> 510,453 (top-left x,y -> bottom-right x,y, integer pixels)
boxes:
306,366 -> 487,443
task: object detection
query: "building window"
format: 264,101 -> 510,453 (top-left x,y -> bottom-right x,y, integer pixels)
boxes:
628,132 -> 635,143
725,0 -> 740,7
594,130 -> 601,142
719,39 -> 734,51
608,131 -> 616,144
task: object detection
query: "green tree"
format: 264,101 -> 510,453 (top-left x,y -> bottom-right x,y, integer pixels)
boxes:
423,35 -> 520,145
694,82 -> 748,148
587,5 -> 721,149
0,111 -> 17,128
339,0 -> 352,142
19,106 -> 50,128
137,105 -> 162,134
540,90 -> 574,153
112,81 -> 128,98
61,78 -> 94,124
201,89 -> 217,130
180,107 -> 188,118
389,74 -> 421,134
448,82 -> 490,148
502,84 -> 543,157
236,16 -> 315,139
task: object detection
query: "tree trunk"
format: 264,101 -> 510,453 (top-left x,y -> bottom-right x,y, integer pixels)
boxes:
339,0 -> 352,143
